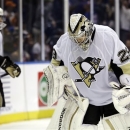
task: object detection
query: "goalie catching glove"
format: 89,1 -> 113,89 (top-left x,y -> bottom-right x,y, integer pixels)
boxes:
0,56 -> 21,78
110,81 -> 130,114
43,64 -> 72,104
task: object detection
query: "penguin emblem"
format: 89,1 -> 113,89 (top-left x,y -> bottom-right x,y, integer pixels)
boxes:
71,57 -> 105,87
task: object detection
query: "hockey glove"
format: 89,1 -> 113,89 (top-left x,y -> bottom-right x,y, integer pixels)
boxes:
1,56 -> 21,78
110,82 -> 130,114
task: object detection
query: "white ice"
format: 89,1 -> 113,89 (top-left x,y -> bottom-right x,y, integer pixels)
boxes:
0,118 -> 104,130
0,118 -> 51,130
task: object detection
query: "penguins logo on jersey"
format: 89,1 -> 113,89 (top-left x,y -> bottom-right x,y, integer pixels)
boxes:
71,57 -> 105,88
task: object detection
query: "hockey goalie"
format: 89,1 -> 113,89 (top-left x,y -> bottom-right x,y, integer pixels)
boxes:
43,13 -> 130,130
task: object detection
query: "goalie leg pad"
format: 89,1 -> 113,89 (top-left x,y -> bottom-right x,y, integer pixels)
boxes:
47,96 -> 67,130
102,113 -> 130,130
47,95 -> 92,130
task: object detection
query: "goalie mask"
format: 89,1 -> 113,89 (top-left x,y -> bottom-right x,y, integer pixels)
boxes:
0,8 -> 6,30
68,13 -> 94,51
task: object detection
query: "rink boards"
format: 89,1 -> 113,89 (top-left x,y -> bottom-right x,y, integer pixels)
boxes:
0,62 -> 55,124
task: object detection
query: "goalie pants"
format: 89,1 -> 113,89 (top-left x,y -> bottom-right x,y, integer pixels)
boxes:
0,80 -> 5,107
83,102 -> 119,125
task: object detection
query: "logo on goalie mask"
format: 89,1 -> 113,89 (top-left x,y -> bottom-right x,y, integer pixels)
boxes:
71,57 -> 105,87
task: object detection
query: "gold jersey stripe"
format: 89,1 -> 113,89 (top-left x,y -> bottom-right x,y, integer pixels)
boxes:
120,63 -> 130,74
51,58 -> 61,66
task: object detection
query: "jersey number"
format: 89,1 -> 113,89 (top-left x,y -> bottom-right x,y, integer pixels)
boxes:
118,48 -> 130,62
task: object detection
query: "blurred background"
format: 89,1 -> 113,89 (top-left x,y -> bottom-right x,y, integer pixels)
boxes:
0,0 -> 130,129
0,0 -> 130,62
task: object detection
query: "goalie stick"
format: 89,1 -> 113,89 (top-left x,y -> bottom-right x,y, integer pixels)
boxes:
65,79 -> 84,111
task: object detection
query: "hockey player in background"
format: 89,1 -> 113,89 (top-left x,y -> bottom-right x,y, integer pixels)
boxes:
0,8 -> 21,108
44,13 -> 130,130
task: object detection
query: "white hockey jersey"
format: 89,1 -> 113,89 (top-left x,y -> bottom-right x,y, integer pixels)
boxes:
53,24 -> 130,106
